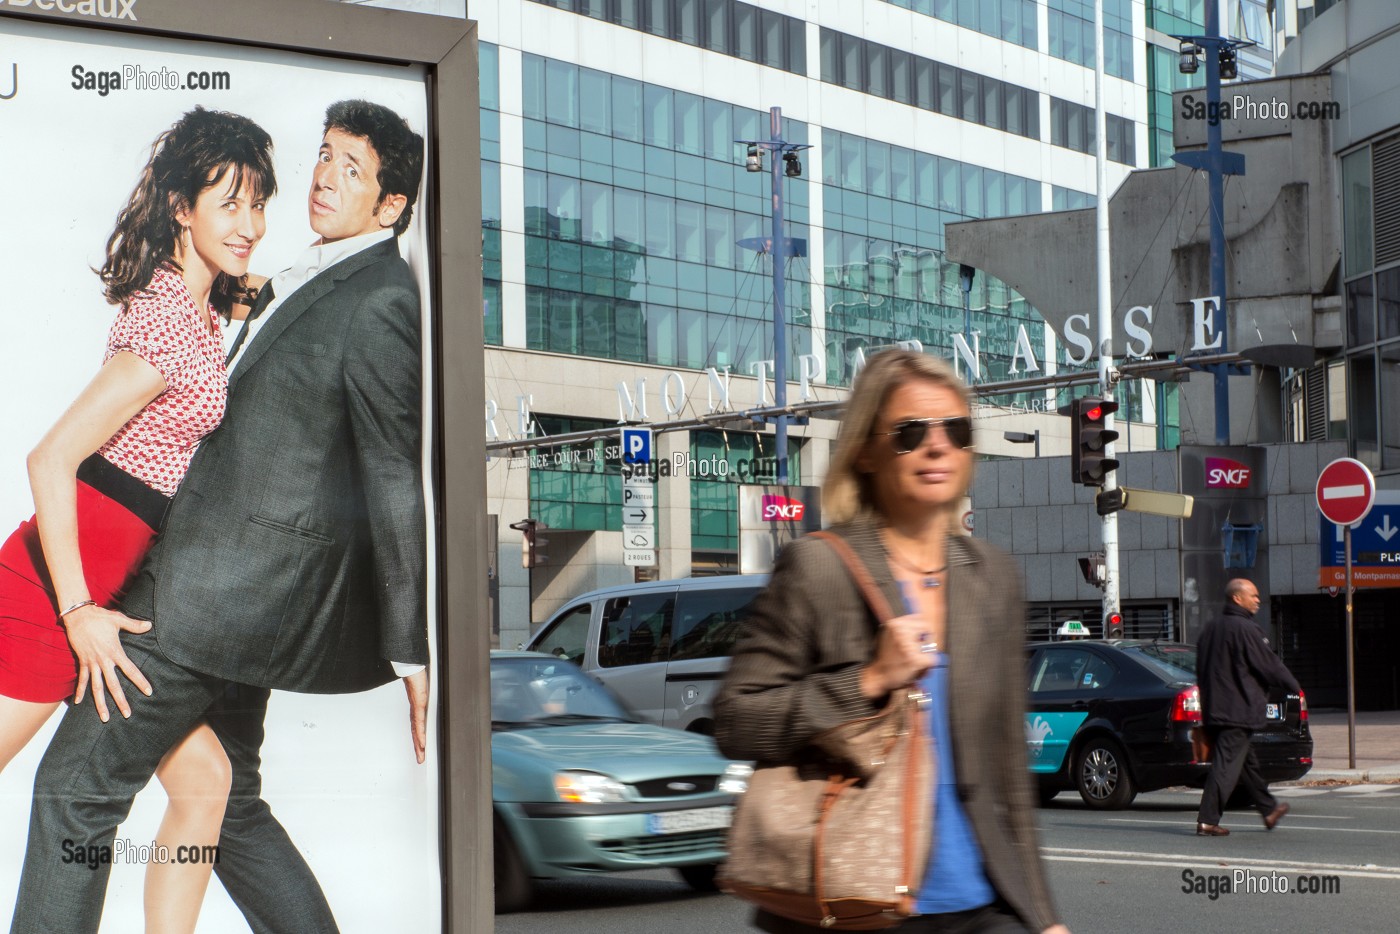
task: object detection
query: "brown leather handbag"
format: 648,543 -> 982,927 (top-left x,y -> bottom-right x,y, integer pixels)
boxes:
719,532 -> 935,930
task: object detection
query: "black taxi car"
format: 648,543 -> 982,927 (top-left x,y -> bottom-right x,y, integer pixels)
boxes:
1024,640 -> 1312,809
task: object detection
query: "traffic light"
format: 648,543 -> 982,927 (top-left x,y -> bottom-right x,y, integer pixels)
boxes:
1077,554 -> 1106,589
1106,612 -> 1124,639
1070,396 -> 1120,486
1218,46 -> 1237,80
509,518 -> 549,568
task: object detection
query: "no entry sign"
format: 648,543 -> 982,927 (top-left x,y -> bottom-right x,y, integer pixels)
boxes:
1316,457 -> 1376,527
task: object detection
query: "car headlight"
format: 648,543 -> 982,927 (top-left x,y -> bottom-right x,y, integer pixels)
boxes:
719,763 -> 753,795
554,770 -> 628,804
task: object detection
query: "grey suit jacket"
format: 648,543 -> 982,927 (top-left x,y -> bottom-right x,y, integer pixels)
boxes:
714,512 -> 1059,933
124,237 -> 428,693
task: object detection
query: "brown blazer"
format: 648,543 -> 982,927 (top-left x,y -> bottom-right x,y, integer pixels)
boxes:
714,512 -> 1060,933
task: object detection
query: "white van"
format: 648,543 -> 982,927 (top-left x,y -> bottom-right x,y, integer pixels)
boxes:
522,575 -> 768,734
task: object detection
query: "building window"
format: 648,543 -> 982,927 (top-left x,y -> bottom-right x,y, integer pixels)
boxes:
875,0 -> 1037,50
689,430 -> 801,551
521,55 -> 812,375
817,28 -> 1040,142
529,415 -> 626,532
525,0 -> 806,75
1343,147 -> 1374,279
1050,97 -> 1136,165
1049,0 -> 1134,80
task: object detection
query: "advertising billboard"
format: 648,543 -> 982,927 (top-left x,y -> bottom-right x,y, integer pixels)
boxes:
0,3 -> 484,931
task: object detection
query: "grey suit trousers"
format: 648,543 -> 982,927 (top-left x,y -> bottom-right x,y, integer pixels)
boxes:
9,632 -> 337,934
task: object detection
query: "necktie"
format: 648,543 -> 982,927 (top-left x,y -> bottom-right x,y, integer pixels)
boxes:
225,281 -> 274,366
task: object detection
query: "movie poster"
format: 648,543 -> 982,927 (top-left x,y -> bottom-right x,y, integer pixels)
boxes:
0,15 -> 440,932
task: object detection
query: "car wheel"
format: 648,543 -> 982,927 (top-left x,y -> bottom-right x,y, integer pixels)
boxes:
493,818 -> 533,913
1075,737 -> 1137,810
678,863 -> 720,892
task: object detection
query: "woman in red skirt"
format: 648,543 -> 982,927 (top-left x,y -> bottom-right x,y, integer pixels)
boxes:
0,107 -> 276,934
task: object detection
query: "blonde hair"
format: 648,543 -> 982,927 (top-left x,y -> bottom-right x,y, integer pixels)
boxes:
823,349 -> 975,524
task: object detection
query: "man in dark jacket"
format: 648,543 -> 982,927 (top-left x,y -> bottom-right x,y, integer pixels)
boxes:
1195,578 -> 1301,836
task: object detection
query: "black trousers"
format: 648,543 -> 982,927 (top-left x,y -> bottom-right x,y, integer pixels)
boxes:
1197,725 -> 1277,826
9,631 -> 338,934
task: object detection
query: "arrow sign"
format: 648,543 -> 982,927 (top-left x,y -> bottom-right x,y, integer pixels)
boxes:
1377,515 -> 1398,542
1316,457 -> 1376,527
623,507 -> 650,524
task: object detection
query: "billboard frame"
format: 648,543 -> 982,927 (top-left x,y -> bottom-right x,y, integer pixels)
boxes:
0,2 -> 488,931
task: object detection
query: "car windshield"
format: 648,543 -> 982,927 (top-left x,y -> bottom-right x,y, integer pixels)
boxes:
490,657 -> 633,727
1124,643 -> 1197,683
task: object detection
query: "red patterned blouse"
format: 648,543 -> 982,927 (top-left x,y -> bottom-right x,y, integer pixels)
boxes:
97,266 -> 228,496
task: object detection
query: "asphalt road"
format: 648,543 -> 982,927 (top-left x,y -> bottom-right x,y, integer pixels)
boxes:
495,783 -> 1400,934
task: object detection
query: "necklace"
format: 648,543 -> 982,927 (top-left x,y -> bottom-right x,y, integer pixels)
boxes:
885,548 -> 948,589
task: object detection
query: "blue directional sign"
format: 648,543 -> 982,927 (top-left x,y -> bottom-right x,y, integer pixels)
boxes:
1320,491 -> 1400,567
620,427 -> 652,465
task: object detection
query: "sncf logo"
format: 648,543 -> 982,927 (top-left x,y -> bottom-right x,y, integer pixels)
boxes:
761,495 -> 806,521
1205,457 -> 1252,489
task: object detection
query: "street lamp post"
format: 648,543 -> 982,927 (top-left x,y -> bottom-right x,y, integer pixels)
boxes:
739,106 -> 809,484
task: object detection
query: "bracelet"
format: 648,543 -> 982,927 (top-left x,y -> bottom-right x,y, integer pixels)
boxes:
58,599 -> 98,621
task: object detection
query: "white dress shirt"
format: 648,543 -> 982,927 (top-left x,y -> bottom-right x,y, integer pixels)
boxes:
228,228 -> 424,679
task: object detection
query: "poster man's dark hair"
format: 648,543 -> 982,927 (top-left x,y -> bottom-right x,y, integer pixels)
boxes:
324,99 -> 424,236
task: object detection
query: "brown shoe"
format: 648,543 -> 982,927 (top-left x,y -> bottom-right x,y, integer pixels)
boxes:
1263,802 -> 1290,830
1196,822 -> 1230,836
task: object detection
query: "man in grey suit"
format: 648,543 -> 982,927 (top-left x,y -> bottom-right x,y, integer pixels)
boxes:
10,100 -> 429,934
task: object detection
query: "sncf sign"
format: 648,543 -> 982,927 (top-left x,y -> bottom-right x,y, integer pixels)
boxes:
1205,457 -> 1252,489
761,494 -> 806,521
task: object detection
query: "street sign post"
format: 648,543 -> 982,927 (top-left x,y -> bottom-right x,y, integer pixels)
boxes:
1315,457 -> 1376,769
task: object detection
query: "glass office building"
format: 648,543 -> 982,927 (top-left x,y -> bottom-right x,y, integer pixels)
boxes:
469,0 -> 1158,642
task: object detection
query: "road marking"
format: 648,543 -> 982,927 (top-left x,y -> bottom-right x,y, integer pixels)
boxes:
1044,854 -> 1400,881
1044,846 -> 1400,880
1322,484 -> 1367,500
1104,817 -> 1400,835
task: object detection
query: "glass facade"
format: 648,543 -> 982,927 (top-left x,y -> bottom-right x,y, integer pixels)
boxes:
529,415 -> 627,531
1146,43 -> 1203,168
1052,185 -> 1096,210
522,54 -> 812,375
875,0 -> 1037,49
1049,0 -> 1133,80
1146,0 -> 1204,37
1341,137 -> 1400,472
690,430 -> 800,551
525,0 -> 806,75
1050,97 -> 1136,166
819,29 -> 1041,141
482,42 -> 504,346
820,127 -> 1046,389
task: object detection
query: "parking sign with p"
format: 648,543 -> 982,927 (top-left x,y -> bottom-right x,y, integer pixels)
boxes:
621,427 -> 652,466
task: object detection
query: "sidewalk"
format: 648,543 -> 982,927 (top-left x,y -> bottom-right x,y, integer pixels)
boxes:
1283,709 -> 1400,784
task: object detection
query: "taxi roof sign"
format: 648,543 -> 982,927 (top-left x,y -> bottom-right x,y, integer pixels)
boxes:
1056,620 -> 1089,636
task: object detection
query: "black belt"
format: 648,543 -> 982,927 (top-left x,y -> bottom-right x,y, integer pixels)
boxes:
77,454 -> 171,531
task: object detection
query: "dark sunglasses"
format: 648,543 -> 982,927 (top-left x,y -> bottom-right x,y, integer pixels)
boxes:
879,417 -> 974,454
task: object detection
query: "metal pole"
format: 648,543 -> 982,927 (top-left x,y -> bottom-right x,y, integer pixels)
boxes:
768,106 -> 789,484
1345,525 -> 1356,770
1094,0 -> 1120,629
1205,1 -> 1231,445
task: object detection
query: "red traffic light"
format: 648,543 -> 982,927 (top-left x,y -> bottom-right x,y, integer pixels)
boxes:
1085,404 -> 1103,421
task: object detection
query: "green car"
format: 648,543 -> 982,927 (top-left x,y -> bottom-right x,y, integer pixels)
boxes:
491,651 -> 751,912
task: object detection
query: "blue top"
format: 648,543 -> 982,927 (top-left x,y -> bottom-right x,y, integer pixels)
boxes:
913,651 -> 996,915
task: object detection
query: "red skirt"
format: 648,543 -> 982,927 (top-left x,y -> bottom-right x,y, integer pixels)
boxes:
0,456 -> 165,703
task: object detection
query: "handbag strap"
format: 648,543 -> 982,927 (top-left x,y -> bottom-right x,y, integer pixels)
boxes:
809,530 -> 898,626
